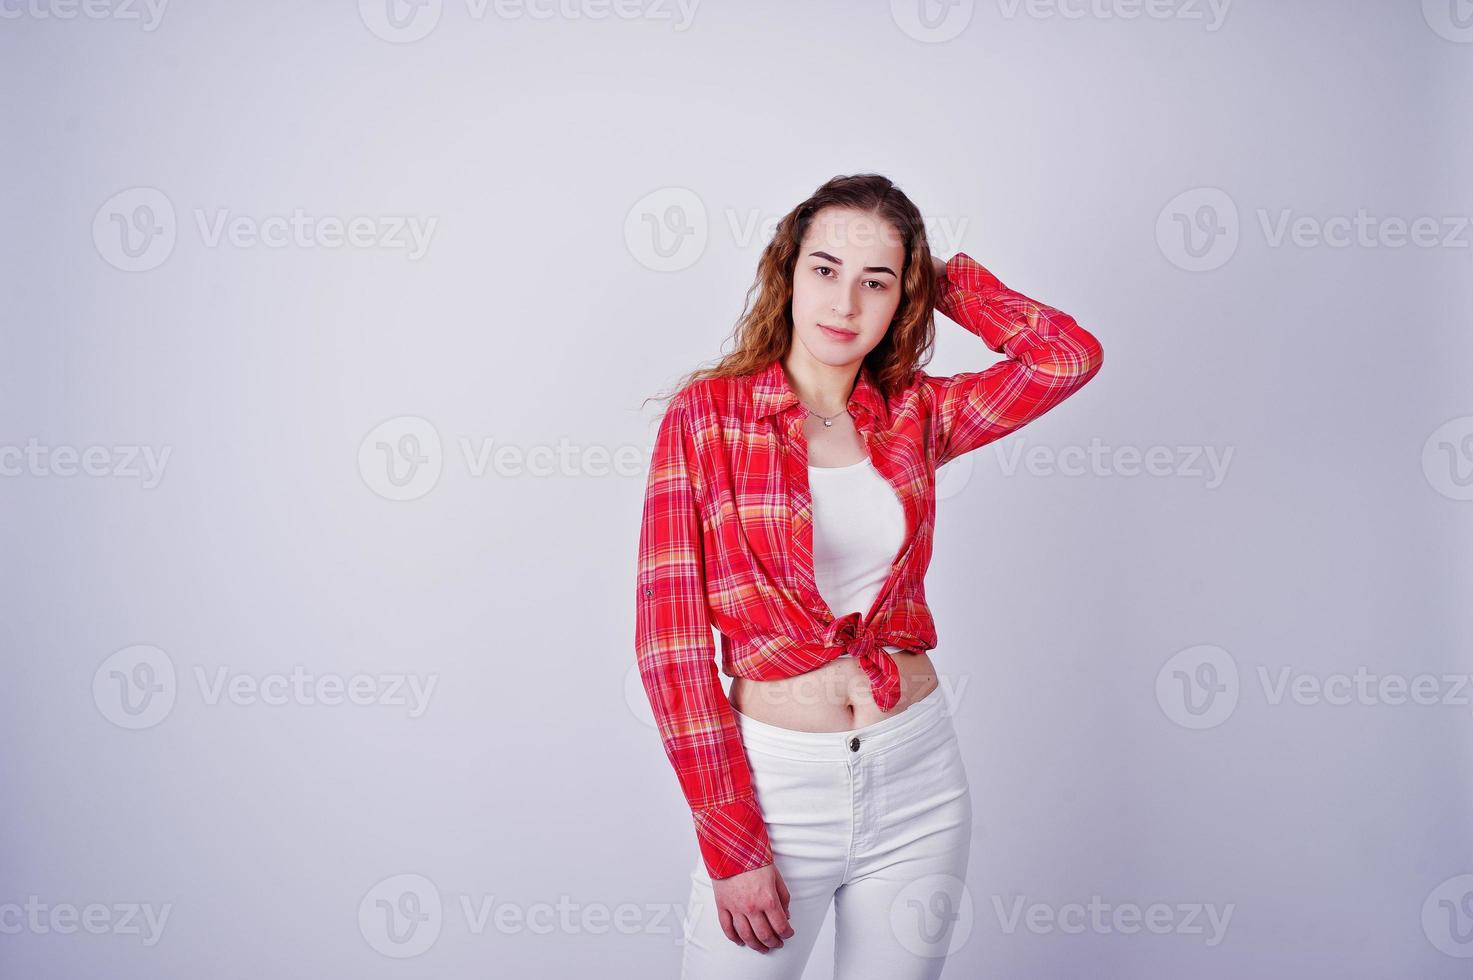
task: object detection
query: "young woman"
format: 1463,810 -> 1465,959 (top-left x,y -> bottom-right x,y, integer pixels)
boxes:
635,173 -> 1103,979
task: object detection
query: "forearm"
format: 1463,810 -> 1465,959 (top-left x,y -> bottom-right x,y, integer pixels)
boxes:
923,252 -> 1104,463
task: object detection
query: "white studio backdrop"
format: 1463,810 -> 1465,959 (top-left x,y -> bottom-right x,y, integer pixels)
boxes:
2,1 -> 1470,977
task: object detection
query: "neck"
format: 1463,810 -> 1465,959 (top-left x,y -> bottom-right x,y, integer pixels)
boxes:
782,349 -> 860,417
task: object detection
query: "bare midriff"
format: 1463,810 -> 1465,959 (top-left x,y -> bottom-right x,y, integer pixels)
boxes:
728,650 -> 939,733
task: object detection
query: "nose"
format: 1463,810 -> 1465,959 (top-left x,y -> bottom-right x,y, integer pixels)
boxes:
830,282 -> 858,317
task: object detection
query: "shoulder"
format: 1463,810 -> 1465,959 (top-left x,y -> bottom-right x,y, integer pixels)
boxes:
880,367 -> 939,414
666,371 -> 755,426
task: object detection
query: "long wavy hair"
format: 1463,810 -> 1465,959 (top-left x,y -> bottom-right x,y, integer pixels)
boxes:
644,173 -> 941,409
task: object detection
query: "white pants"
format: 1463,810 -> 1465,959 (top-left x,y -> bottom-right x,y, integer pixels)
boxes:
680,685 -> 974,979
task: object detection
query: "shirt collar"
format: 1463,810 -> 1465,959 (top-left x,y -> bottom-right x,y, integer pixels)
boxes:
751,358 -> 887,423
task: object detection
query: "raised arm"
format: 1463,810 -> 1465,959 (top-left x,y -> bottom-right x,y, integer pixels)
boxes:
922,251 -> 1104,467
634,394 -> 775,881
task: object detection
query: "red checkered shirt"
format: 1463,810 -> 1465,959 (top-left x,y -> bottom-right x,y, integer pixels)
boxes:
634,251 -> 1104,880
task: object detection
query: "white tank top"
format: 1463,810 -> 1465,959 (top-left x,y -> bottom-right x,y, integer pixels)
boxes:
807,457 -> 907,658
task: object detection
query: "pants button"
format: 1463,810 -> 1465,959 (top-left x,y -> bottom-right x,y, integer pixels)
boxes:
848,736 -> 860,752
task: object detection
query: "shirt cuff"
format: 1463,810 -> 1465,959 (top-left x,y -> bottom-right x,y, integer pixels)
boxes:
937,251 -> 1004,318
692,795 -> 775,880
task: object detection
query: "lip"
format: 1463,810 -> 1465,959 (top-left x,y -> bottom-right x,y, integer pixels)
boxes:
819,323 -> 859,340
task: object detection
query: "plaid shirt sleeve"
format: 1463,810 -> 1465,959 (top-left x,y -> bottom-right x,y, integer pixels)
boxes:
634,394 -> 775,881
924,251 -> 1104,466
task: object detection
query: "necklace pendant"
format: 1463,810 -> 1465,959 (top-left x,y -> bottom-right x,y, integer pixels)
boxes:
823,418 -> 833,427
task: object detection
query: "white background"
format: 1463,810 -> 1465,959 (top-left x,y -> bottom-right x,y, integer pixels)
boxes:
2,0 -> 1471,976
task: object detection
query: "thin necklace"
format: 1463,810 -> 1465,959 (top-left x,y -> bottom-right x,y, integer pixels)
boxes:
804,405 -> 848,428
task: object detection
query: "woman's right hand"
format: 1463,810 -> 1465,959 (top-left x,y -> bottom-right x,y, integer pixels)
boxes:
711,861 -> 795,953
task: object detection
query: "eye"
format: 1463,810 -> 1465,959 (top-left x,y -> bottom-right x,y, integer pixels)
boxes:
814,266 -> 886,290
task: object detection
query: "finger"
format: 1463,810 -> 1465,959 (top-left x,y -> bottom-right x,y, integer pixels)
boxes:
747,911 -> 784,950
765,902 -> 795,941
718,908 -> 742,946
733,913 -> 766,953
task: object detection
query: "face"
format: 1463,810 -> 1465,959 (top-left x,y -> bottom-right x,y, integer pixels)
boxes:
789,206 -> 906,369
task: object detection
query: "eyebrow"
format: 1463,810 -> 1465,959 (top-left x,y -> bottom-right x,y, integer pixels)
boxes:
807,251 -> 897,277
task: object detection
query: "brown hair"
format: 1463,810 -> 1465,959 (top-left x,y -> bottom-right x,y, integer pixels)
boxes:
644,173 -> 941,409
